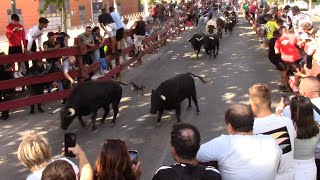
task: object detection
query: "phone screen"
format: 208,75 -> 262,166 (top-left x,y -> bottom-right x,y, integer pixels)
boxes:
64,133 -> 76,157
281,92 -> 290,106
129,150 -> 138,164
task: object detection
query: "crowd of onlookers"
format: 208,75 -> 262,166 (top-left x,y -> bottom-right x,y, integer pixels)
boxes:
16,75 -> 320,179
242,0 -> 320,92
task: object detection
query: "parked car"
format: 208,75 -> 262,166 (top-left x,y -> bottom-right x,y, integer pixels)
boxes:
288,0 -> 309,11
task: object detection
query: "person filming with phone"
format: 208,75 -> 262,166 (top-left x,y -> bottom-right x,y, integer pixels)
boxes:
94,139 -> 141,180
276,76 -> 320,178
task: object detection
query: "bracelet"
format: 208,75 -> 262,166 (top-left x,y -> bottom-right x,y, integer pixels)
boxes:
276,107 -> 284,112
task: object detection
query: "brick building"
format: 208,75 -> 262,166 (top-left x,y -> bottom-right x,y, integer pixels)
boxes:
0,0 -> 140,35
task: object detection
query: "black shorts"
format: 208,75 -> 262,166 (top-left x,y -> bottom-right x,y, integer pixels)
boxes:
116,28 -> 124,41
285,59 -> 302,72
8,46 -> 23,54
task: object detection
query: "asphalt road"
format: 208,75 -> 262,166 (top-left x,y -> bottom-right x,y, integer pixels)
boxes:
0,17 -> 286,180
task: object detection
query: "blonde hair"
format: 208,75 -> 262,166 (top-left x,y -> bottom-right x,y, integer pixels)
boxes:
248,83 -> 271,107
17,133 -> 52,172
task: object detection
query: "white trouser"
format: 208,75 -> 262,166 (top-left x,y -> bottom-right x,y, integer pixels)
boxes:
295,158 -> 317,180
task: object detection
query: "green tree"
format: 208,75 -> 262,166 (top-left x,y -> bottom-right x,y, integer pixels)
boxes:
39,0 -> 68,32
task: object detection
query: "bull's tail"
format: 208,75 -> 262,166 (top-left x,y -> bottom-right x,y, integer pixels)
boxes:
188,73 -> 212,84
116,81 -> 129,86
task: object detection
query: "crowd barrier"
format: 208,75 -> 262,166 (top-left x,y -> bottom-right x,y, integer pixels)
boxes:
0,19 -> 186,112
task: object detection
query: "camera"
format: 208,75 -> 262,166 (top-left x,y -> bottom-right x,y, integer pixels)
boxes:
128,150 -> 138,164
281,91 -> 290,106
64,133 -> 76,157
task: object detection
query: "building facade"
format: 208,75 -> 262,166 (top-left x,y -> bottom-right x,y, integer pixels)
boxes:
1,0 -> 139,35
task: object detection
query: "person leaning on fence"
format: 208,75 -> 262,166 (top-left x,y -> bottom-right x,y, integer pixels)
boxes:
55,25 -> 70,48
152,123 -> 221,180
77,26 -> 95,65
25,17 -> 49,69
17,133 -> 79,180
43,32 -> 60,71
6,13 -> 27,78
0,52 -> 15,120
98,8 -> 117,55
90,26 -> 105,80
131,16 -> 146,57
109,6 -> 125,54
61,56 -> 76,104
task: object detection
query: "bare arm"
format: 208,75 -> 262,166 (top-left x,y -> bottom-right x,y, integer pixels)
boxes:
68,145 -> 93,180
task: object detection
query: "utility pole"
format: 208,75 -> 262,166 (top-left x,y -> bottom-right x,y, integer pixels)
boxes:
11,0 -> 17,14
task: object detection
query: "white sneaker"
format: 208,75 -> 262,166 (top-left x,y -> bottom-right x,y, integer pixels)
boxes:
91,75 -> 100,80
103,70 -> 109,74
18,72 -> 24,77
13,72 -> 20,78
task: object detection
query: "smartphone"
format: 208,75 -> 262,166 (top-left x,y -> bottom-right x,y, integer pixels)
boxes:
281,91 -> 290,106
128,150 -> 138,164
64,133 -> 76,158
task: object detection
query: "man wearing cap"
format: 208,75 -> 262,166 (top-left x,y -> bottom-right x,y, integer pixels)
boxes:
25,17 -> 49,68
6,14 -> 27,78
98,8 -> 117,55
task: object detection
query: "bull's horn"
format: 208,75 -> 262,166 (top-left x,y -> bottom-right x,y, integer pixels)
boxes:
67,108 -> 76,117
187,38 -> 191,42
199,37 -> 204,41
160,95 -> 166,101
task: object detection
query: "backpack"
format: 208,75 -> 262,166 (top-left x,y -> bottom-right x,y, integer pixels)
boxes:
170,163 -> 208,180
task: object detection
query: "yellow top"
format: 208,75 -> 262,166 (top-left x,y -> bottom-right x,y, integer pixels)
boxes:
265,21 -> 279,40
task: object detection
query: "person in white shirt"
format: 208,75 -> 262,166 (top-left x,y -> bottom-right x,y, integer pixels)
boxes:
249,83 -> 296,180
109,6 -> 125,53
196,104 -> 282,180
25,17 -> 49,68
17,133 -> 79,180
291,6 -> 311,33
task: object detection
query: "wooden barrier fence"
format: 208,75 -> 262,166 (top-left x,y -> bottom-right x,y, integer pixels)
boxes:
0,20 -> 186,112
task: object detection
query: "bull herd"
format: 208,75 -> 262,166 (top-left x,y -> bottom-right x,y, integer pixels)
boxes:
60,12 -> 238,131
60,73 -> 210,131
188,11 -> 238,58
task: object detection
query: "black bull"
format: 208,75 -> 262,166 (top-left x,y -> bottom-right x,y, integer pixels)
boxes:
150,73 -> 210,124
204,35 -> 219,58
60,80 -> 129,131
188,33 -> 204,58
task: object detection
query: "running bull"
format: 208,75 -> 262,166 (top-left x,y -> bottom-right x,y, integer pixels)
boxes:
61,80 -> 141,131
187,33 -> 204,58
150,72 -> 210,124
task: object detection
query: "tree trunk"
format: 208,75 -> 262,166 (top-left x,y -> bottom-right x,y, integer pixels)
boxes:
144,0 -> 149,15
309,0 -> 312,12
61,2 -> 68,32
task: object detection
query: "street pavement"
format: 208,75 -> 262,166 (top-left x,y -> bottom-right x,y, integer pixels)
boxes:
0,16 -> 296,179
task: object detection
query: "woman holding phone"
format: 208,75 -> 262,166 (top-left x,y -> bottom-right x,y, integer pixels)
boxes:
290,96 -> 320,180
94,139 -> 141,180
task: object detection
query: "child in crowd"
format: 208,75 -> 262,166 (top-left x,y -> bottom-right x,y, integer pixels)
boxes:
265,14 -> 279,47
